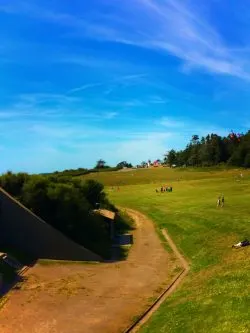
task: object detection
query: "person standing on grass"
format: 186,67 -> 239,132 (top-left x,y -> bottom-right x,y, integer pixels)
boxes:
217,196 -> 221,207
221,195 -> 225,207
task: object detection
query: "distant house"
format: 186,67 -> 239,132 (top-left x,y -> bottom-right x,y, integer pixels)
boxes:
153,160 -> 162,167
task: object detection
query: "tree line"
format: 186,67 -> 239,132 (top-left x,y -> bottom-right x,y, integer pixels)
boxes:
44,160 -> 133,178
164,131 -> 250,168
0,172 -> 122,257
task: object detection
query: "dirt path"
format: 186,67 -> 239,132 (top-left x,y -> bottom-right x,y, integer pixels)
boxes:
0,209 -> 178,333
126,229 -> 190,332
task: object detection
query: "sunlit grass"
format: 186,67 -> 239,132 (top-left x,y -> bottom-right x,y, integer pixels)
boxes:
84,167 -> 250,332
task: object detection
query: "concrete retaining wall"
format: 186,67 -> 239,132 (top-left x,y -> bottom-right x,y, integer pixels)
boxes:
0,188 -> 101,262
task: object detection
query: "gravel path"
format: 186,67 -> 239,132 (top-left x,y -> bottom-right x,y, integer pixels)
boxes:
0,209 -> 176,333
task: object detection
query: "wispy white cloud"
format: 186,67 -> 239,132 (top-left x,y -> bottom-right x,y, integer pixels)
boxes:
18,93 -> 80,104
119,0 -> 248,80
59,55 -> 143,77
103,87 -> 114,96
7,130 -> 172,172
103,111 -> 118,119
59,131 -> 173,165
17,0 -> 248,81
7,1 -> 248,80
29,124 -> 78,139
101,0 -> 249,80
158,117 -> 185,128
0,110 -> 231,173
67,83 -> 103,94
67,73 -> 146,95
0,92 -> 120,125
123,99 -> 145,107
158,115 -> 230,136
0,111 -> 31,119
149,96 -> 168,104
105,132 -> 172,164
0,93 -> 82,121
120,74 -> 147,81
1,1 -> 246,174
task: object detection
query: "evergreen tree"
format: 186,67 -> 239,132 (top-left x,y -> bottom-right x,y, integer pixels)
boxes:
162,130 -> 250,168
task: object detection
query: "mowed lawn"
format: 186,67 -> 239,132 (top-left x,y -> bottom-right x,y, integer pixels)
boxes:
83,168 -> 250,332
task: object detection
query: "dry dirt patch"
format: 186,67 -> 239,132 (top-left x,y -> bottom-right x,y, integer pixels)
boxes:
0,209 -> 178,333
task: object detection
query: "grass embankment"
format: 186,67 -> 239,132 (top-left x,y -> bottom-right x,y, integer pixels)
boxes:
81,166 -> 242,186
83,167 -> 250,332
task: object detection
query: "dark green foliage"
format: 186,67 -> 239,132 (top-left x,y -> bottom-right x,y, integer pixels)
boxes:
42,168 -> 89,177
244,153 -> 250,168
80,179 -> 105,207
94,159 -> 107,169
164,149 -> 177,166
44,166 -> 120,178
0,171 -> 29,198
116,161 -> 133,169
164,130 -> 250,168
0,173 -> 113,257
115,211 -> 135,234
88,167 -> 120,173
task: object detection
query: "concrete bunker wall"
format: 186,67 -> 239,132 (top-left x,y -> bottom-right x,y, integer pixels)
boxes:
0,188 -> 101,261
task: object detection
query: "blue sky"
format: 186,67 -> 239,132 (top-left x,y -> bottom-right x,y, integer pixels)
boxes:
0,0 -> 250,173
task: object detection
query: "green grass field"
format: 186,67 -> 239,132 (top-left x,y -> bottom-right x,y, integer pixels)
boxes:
83,167 -> 250,332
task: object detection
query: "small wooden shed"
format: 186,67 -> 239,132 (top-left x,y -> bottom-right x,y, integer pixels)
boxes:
93,209 -> 116,239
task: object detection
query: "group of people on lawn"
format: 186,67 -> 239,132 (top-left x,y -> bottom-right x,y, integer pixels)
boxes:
156,186 -> 173,193
217,195 -> 225,207
154,185 -> 250,249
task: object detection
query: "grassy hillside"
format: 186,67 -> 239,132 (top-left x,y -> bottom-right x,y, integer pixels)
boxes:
81,166 -> 243,186
84,168 -> 250,332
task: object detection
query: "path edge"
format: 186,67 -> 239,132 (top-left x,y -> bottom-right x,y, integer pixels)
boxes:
123,225 -> 190,333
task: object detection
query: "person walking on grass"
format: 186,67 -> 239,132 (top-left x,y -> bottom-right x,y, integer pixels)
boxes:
217,196 -> 221,207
